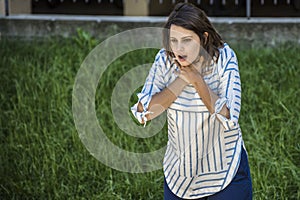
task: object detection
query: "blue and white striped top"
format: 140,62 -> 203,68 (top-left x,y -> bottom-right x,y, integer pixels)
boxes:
131,44 -> 245,199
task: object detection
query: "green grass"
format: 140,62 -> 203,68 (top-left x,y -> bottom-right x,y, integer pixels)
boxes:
0,31 -> 299,199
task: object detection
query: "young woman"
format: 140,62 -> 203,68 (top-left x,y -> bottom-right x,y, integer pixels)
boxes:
131,3 -> 252,200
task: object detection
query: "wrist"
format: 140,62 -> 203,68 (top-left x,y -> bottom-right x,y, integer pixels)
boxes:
177,76 -> 189,86
190,71 -> 203,85
167,77 -> 187,97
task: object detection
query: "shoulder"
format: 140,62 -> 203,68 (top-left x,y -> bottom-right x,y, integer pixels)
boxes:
218,43 -> 238,64
154,48 -> 169,64
216,43 -> 239,76
153,48 -> 173,71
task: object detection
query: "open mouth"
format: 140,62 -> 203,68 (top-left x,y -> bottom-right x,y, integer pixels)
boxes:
178,55 -> 187,62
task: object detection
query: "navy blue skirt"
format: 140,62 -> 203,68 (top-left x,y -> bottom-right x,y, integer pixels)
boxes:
164,147 -> 253,200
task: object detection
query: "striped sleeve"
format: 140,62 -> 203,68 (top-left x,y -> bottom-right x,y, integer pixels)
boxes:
131,49 -> 167,124
214,46 -> 241,130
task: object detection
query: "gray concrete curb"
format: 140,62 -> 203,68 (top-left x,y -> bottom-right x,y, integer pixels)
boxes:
1,15 -> 300,46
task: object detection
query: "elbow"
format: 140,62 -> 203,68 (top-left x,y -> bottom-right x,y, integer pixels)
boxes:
219,105 -> 230,119
224,107 -> 230,119
137,102 -> 144,112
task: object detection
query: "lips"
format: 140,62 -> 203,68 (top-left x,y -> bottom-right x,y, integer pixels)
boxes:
178,55 -> 187,62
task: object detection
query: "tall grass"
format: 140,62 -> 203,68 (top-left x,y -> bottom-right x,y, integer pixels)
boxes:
237,44 -> 300,199
0,31 -> 299,199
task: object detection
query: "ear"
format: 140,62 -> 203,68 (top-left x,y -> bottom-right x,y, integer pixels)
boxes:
203,32 -> 209,44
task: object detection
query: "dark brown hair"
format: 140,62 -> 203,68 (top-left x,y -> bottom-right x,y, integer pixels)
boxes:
163,3 -> 224,64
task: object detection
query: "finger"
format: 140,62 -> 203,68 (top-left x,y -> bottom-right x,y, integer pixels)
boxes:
199,56 -> 205,63
181,66 -> 193,73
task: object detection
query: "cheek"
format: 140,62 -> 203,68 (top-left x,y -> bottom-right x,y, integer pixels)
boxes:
188,44 -> 200,59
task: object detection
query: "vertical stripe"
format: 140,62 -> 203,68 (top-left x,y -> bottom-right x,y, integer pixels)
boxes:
188,112 -> 195,177
206,113 -> 211,172
225,71 -> 232,98
161,53 -> 166,64
224,48 -> 228,60
218,123 -> 223,170
188,112 -> 193,177
201,112 -> 204,173
175,110 -> 181,176
182,112 -> 186,177
212,119 -> 217,171
195,113 -> 199,175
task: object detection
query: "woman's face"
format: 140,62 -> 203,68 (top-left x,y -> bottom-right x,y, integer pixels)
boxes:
169,24 -> 201,67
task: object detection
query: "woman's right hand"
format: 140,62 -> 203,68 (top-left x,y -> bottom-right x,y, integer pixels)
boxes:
173,58 -> 190,84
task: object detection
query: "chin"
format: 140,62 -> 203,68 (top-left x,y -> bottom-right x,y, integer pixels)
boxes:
179,61 -> 191,67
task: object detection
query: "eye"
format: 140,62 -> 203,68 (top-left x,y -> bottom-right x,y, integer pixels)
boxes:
170,39 -> 177,43
182,38 -> 192,43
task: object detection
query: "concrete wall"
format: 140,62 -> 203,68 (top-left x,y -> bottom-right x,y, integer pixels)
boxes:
124,0 -> 148,16
0,0 -> 5,16
0,15 -> 300,47
9,0 -> 31,14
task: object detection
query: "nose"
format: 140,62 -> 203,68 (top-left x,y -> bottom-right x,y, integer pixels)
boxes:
174,42 -> 184,53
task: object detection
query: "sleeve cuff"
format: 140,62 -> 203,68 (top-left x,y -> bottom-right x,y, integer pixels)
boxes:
213,97 -> 236,131
131,102 -> 152,127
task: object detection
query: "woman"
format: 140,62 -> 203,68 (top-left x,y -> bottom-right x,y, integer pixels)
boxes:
131,3 -> 252,200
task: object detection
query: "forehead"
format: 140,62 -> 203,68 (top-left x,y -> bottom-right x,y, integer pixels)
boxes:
170,24 -> 196,38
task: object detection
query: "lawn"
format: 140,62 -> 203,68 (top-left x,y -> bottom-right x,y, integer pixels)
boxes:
0,31 -> 299,199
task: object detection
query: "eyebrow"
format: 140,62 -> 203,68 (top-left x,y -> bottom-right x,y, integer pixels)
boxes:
170,35 -> 193,39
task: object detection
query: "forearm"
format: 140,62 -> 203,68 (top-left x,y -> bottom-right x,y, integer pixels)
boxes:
137,77 -> 188,121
